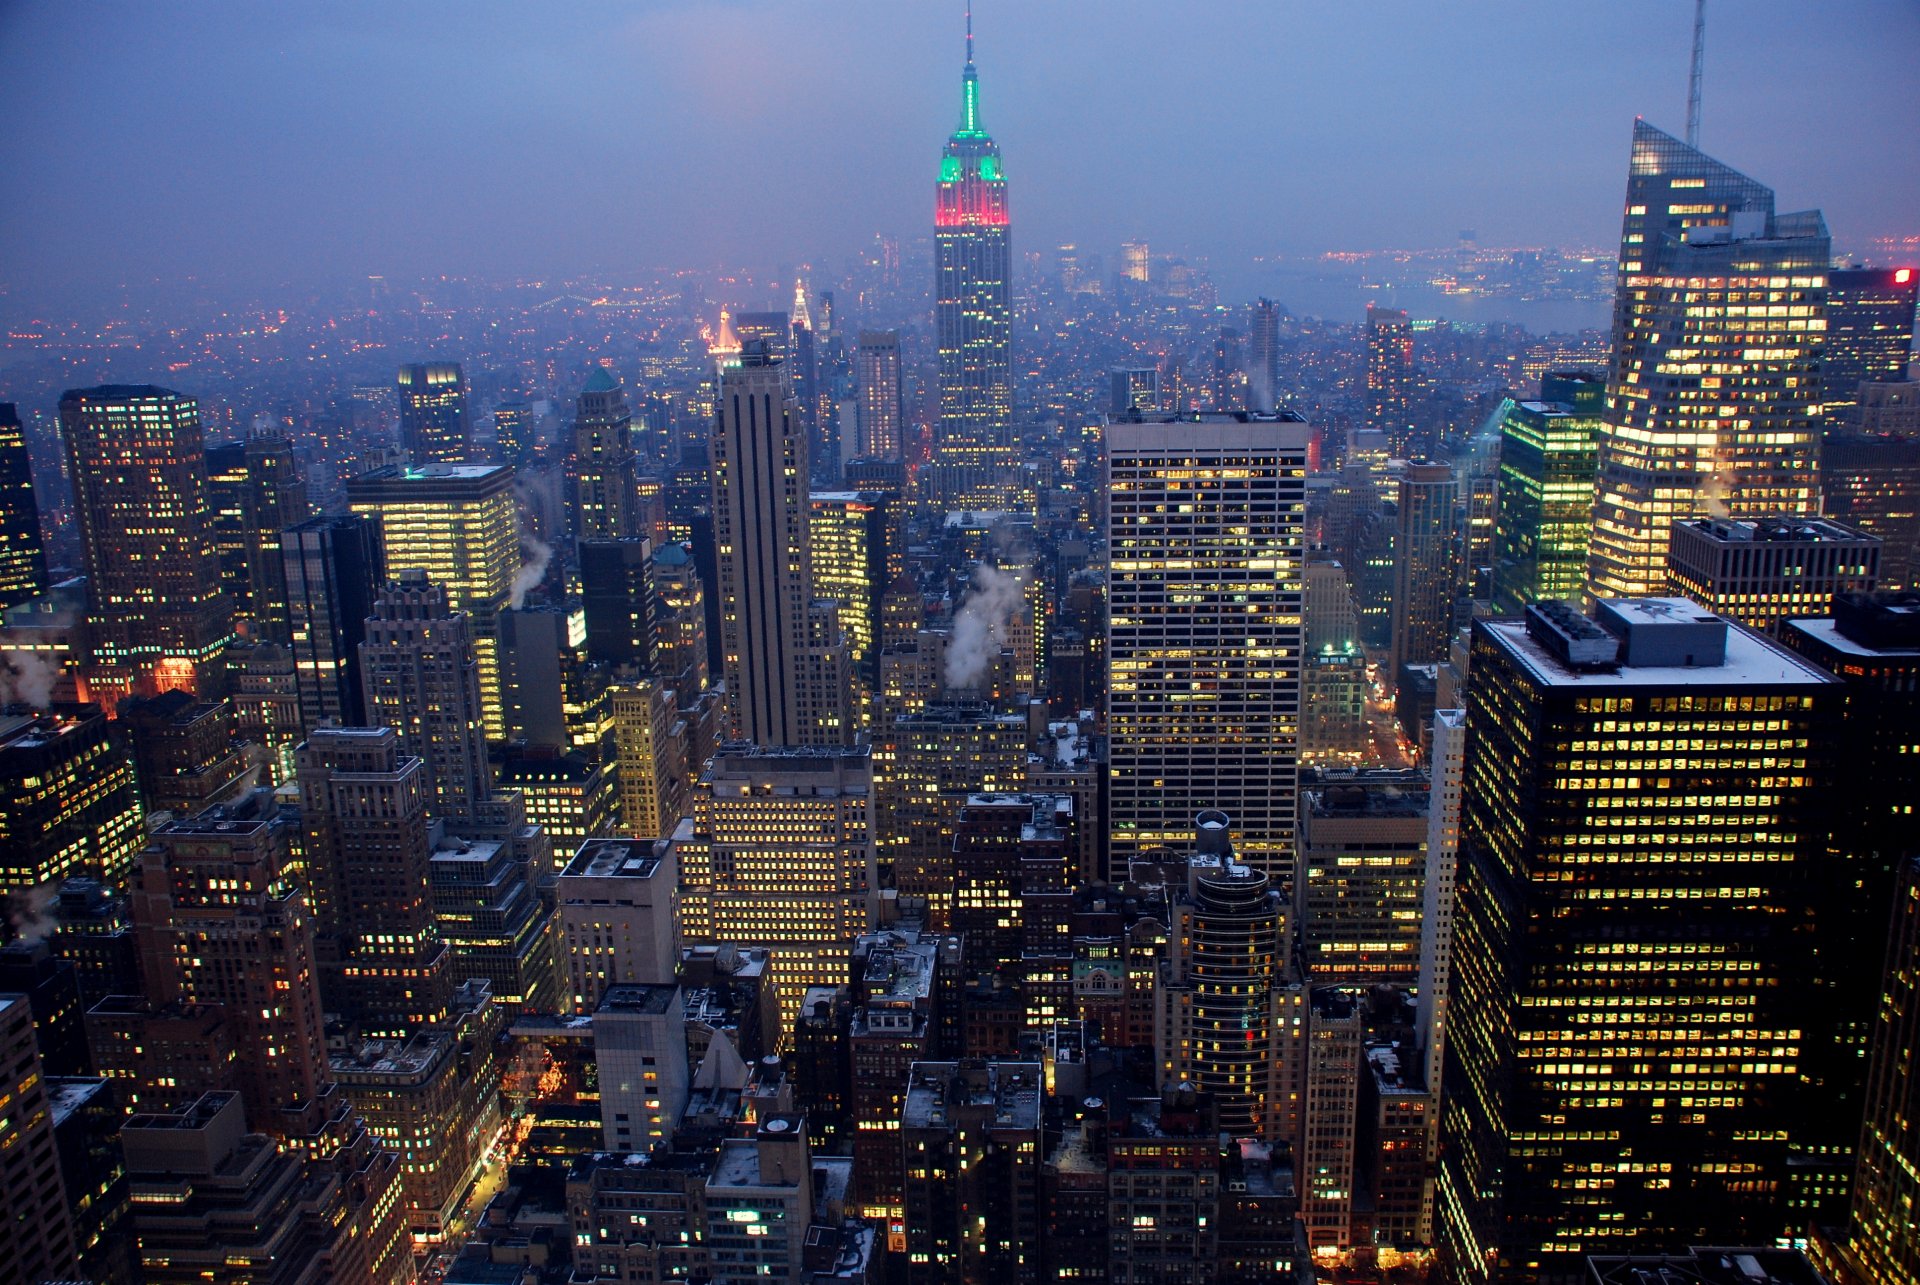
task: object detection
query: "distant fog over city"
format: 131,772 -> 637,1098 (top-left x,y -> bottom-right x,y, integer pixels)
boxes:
2,0 -> 1916,319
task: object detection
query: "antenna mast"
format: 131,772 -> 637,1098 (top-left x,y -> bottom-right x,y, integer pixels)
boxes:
965,2 -> 974,66
1686,0 -> 1705,147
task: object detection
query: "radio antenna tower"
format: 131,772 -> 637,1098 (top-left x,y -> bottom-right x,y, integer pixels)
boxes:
1685,0 -> 1705,147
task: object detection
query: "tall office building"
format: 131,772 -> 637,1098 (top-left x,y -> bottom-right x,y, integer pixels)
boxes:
611,678 -> 686,841
1823,434 -> 1920,590
204,431 -> 310,643
1109,367 -> 1162,415
1416,707 -> 1465,1097
732,311 -> 790,363
297,727 -> 452,1034
789,283 -> 831,485
1297,768 -> 1430,986
710,344 -> 854,748
651,543 -> 711,696
1248,298 -> 1281,414
558,836 -> 682,1013
132,790 -> 340,1143
855,330 -> 906,461
571,366 -> 639,542
1666,515 -> 1879,629
1366,306 -> 1416,456
679,747 -> 875,1024
1436,600 -> 1842,1281
397,361 -> 471,463
359,573 -> 492,820
1836,858 -> 1920,1285
1390,460 -> 1461,695
1781,592 -> 1920,1229
492,396 -> 538,466
0,993 -> 80,1283
1822,266 -> 1918,429
931,18 -> 1016,508
1587,122 -> 1830,600
0,403 -> 48,613
0,707 -> 144,895
1492,373 -> 1605,614
578,538 -> 655,671
1154,811 -> 1304,1142
283,513 -> 384,732
59,386 -> 231,698
1106,410 -> 1310,878
347,461 -> 518,737
873,704 -> 1029,913
808,491 -> 892,681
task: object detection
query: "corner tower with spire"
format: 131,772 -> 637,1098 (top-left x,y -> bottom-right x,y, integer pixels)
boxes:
930,6 -> 1016,510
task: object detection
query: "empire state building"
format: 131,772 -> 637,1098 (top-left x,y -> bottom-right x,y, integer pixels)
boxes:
930,17 -> 1017,510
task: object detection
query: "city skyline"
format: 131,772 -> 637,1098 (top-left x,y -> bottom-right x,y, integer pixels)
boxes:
2,3 -> 1915,312
0,4 -> 1916,1282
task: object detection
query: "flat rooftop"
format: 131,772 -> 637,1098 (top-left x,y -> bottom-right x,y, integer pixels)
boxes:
1674,515 -> 1874,545
1783,615 -> 1920,660
347,462 -> 512,492
902,1060 -> 1043,1132
562,837 -> 665,881
599,983 -> 679,1016
1484,615 -> 1834,690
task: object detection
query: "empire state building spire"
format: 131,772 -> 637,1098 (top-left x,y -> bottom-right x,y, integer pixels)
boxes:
930,6 -> 1015,510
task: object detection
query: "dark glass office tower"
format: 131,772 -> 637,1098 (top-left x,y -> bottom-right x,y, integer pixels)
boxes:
1780,592 -> 1920,1230
396,361 -> 471,463
1834,857 -> 1920,1285
204,430 -> 309,643
930,17 -> 1014,509
1366,305 -> 1415,455
282,513 -> 383,731
1588,122 -> 1829,599
1822,266 -> 1918,430
578,538 -> 654,670
1248,297 -> 1281,414
1437,599 -> 1842,1283
0,403 -> 48,613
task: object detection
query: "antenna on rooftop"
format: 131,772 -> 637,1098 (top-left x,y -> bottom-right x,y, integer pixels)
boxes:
1685,0 -> 1705,147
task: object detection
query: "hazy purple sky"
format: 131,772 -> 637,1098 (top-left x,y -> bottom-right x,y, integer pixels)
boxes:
4,1 -> 1915,302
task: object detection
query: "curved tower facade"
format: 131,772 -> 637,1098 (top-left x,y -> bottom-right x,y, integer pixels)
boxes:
930,22 -> 1014,509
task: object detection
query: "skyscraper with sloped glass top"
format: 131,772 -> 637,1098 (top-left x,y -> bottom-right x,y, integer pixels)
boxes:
1587,121 -> 1829,601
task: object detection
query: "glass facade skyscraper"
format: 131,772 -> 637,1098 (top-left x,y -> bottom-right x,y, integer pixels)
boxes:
0,403 -> 48,614
1492,372 -> 1605,614
1587,122 -> 1830,600
1822,266 -> 1919,430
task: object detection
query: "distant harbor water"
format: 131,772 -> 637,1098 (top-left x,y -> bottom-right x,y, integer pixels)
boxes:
1252,264 -> 1611,334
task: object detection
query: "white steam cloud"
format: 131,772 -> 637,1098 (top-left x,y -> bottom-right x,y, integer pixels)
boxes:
509,537 -> 554,609
0,650 -> 61,710
944,563 -> 1027,692
6,881 -> 59,947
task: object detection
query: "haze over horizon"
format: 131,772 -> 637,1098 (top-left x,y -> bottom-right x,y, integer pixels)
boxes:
3,1 -> 1916,313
